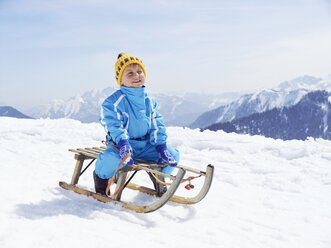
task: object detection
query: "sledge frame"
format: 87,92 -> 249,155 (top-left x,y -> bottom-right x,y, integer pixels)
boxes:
59,146 -> 214,213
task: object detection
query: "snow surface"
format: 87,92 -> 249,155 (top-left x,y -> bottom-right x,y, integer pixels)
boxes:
1,117 -> 331,248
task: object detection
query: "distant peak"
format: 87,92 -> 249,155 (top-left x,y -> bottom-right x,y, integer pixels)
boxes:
0,105 -> 32,119
291,75 -> 321,84
276,75 -> 323,92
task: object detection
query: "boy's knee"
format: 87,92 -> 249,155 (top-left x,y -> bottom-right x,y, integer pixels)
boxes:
95,147 -> 121,179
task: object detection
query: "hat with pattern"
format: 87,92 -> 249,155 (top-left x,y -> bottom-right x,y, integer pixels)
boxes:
115,53 -> 146,85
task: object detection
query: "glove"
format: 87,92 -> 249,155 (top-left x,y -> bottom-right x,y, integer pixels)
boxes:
156,143 -> 177,167
117,139 -> 134,166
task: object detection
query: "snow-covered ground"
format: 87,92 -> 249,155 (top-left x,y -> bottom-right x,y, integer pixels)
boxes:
0,117 -> 330,248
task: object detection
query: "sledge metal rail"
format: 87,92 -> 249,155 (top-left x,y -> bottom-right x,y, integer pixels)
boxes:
126,164 -> 214,204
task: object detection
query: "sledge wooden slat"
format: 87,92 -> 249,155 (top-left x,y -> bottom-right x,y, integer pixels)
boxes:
85,147 -> 104,154
69,148 -> 91,156
92,147 -> 106,153
77,148 -> 100,157
69,149 -> 98,159
82,147 -> 100,154
68,148 -> 79,153
69,148 -> 99,155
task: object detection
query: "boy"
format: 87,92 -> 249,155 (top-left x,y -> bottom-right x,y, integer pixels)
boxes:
94,53 -> 180,195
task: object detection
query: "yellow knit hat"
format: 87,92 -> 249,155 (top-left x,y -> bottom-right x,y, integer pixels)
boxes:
115,53 -> 147,86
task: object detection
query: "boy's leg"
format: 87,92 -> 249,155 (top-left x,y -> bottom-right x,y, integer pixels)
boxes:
93,170 -> 108,195
94,146 -> 123,179
135,143 -> 180,196
95,145 -> 135,194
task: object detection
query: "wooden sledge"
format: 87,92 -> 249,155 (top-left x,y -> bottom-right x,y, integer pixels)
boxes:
59,146 -> 214,213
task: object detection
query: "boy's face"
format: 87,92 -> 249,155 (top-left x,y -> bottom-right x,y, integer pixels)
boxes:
121,64 -> 145,88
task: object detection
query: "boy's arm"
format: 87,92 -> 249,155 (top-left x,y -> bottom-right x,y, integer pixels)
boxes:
149,98 -> 177,166
149,99 -> 167,145
100,99 -> 129,144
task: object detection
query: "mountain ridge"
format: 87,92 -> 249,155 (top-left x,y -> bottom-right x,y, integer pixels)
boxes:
27,87 -> 241,126
190,74 -> 331,129
0,106 -> 33,119
205,90 -> 331,140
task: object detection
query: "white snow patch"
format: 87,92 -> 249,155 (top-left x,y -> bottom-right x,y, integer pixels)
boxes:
1,117 -> 331,248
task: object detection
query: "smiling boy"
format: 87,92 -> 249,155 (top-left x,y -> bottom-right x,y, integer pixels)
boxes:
93,53 -> 180,195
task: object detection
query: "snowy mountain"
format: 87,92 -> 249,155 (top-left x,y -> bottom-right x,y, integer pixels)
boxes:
191,75 -> 331,129
190,89 -> 308,129
0,106 -> 32,119
1,117 -> 330,248
28,87 -> 241,126
206,90 -> 331,140
28,87 -> 116,123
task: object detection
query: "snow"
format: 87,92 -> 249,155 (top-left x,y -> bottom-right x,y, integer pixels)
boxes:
1,117 -> 331,248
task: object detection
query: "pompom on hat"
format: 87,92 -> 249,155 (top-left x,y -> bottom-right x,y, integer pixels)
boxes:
115,53 -> 147,86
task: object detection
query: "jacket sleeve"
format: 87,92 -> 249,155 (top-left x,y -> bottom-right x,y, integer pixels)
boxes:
149,98 -> 167,145
100,97 -> 129,144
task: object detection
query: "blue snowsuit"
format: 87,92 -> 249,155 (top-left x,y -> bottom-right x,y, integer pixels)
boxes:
95,86 -> 180,179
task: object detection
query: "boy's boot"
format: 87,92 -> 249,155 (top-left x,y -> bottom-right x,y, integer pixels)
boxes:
148,172 -> 167,197
93,171 -> 108,195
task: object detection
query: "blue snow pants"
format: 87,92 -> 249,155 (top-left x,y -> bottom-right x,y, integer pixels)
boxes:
95,139 -> 180,179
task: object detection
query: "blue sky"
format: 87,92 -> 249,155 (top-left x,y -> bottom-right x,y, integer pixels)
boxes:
1,0 -> 331,110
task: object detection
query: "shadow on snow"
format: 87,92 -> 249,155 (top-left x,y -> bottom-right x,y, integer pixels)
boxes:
14,187 -> 197,226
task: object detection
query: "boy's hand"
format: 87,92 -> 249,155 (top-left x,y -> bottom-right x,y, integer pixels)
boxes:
117,139 -> 134,166
156,143 -> 177,167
